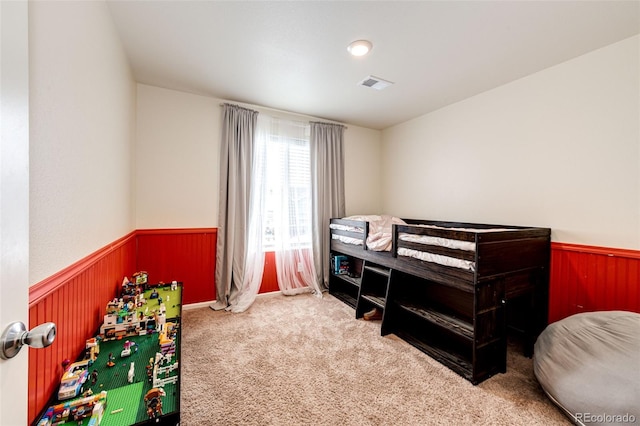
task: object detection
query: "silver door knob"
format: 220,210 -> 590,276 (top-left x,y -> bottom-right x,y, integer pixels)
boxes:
0,321 -> 56,360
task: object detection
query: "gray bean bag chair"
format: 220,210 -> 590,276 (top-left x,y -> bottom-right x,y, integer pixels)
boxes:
533,311 -> 640,425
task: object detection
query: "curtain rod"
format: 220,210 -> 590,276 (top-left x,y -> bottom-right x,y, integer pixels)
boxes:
219,102 -> 347,129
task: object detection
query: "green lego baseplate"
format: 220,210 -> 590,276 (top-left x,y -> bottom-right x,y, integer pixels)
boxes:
36,284 -> 181,426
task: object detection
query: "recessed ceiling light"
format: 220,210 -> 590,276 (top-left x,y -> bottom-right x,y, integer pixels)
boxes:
347,40 -> 372,57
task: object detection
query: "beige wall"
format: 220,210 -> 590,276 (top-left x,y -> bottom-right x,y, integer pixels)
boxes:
135,84 -> 220,229
344,126 -> 383,216
381,35 -> 640,249
135,84 -> 383,228
29,1 -> 136,284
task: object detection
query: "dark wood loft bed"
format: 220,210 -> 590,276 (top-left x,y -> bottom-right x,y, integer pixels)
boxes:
329,217 -> 551,384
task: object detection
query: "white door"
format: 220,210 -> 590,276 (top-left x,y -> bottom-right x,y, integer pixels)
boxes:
0,1 -> 30,425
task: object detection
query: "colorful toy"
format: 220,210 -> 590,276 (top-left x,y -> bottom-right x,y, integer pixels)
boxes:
85,337 -> 100,363
37,280 -> 183,425
152,351 -> 179,388
146,357 -> 154,383
37,391 -> 107,426
144,387 -> 166,419
128,362 -> 135,383
133,271 -> 148,285
61,358 -> 71,371
58,360 -> 90,400
120,340 -> 138,358
90,369 -> 98,385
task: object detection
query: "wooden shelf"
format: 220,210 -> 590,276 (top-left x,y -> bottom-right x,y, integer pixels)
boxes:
397,302 -> 473,341
332,273 -> 360,287
331,291 -> 357,309
361,294 -> 385,309
395,330 -> 474,383
363,265 -> 390,277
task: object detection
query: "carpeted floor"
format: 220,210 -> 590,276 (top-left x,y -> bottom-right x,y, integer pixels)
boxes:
179,292 -> 569,425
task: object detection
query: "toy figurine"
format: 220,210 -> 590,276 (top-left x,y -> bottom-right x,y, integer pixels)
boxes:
150,289 -> 159,299
90,369 -> 98,385
121,340 -> 135,358
128,362 -> 135,383
144,387 -> 166,419
146,358 -> 154,383
107,353 -> 115,368
133,271 -> 148,285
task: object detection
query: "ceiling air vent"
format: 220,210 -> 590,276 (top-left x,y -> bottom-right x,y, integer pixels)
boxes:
358,75 -> 394,91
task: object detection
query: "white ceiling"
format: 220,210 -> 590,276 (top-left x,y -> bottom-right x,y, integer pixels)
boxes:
106,1 -> 640,130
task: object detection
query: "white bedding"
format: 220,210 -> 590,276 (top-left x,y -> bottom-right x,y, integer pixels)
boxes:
331,216 -> 519,271
397,225 -> 519,270
397,247 -> 475,271
330,215 -> 406,251
331,234 -> 364,246
398,233 -> 476,252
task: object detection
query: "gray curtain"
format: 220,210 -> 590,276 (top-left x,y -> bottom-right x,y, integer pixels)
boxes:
310,121 -> 346,291
211,104 -> 259,311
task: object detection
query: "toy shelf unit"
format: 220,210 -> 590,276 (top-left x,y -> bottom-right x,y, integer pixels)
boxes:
328,252 -> 363,308
35,277 -> 184,426
355,262 -> 392,320
382,270 -> 506,384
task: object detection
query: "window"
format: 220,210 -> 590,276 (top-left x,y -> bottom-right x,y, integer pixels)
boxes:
255,115 -> 312,250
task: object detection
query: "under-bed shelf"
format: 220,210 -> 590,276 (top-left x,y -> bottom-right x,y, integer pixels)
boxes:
394,330 -> 474,383
363,265 -> 390,277
329,275 -> 360,310
361,294 -> 385,309
396,302 -> 474,341
332,273 -> 360,287
331,291 -> 357,309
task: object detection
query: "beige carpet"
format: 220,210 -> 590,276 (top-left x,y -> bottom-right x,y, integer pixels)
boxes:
180,293 -> 569,425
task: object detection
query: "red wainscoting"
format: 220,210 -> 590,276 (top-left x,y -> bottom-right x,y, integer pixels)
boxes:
549,242 -> 640,323
28,229 -> 638,423
135,228 -> 217,305
261,251 -> 280,293
27,232 -> 137,424
27,227 -> 274,423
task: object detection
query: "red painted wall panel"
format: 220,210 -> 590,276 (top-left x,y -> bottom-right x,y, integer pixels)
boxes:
261,251 -> 280,293
27,233 -> 136,424
135,229 -> 280,299
32,229 -> 639,422
549,243 -> 640,323
135,229 -> 217,305
260,249 -> 316,294
29,229 -> 223,422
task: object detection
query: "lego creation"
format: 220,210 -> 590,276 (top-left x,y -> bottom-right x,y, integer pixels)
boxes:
35,280 -> 182,426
